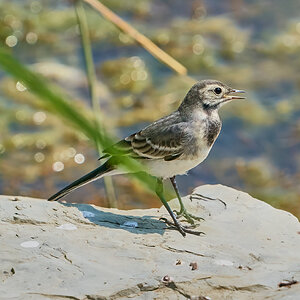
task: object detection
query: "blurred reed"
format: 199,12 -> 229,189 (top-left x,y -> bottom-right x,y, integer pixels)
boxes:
74,0 -> 117,207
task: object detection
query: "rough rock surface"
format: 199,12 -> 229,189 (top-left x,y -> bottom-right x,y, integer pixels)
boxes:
0,184 -> 299,300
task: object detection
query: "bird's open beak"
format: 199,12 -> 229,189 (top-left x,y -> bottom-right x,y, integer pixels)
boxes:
226,89 -> 246,100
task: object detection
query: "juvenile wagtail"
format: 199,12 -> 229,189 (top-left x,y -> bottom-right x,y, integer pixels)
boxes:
48,80 -> 245,237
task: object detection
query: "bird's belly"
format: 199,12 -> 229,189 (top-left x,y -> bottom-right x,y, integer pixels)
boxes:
144,152 -> 209,179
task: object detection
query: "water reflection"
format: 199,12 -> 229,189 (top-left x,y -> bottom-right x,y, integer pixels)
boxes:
0,0 -> 299,218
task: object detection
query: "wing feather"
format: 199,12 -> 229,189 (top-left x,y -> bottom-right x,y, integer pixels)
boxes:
100,112 -> 192,161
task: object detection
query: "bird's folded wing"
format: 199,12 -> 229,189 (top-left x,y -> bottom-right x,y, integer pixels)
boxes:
100,122 -> 191,161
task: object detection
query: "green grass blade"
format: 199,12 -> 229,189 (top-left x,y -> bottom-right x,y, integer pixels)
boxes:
0,48 -> 101,144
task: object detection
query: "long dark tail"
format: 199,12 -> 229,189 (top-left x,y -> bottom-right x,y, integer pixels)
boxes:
48,161 -> 114,201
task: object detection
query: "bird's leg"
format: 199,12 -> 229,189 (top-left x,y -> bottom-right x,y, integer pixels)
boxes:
170,176 -> 204,225
156,178 -> 185,236
155,178 -> 203,237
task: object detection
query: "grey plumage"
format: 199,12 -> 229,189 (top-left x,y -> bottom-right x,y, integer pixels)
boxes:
48,80 -> 245,236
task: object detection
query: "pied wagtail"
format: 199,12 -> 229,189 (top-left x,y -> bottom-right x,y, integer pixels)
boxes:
48,80 -> 245,236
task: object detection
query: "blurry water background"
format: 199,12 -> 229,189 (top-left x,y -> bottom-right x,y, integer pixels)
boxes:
0,0 -> 300,217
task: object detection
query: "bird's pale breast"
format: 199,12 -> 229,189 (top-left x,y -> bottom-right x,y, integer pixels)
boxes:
144,156 -> 209,179
143,111 -> 222,179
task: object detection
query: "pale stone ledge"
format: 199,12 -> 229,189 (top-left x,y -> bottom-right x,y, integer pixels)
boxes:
0,184 -> 299,299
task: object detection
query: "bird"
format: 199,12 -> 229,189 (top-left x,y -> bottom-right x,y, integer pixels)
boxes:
48,79 -> 245,237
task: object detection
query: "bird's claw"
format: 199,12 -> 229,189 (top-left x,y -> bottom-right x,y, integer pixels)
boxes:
190,193 -> 227,208
174,209 -> 204,225
160,217 -> 204,236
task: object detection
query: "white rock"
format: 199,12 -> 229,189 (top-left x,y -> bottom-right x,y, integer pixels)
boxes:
81,211 -> 96,218
0,184 -> 299,299
20,241 -> 39,248
214,259 -> 234,266
120,221 -> 138,228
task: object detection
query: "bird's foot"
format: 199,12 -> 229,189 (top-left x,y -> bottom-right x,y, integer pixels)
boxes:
174,208 -> 204,225
190,193 -> 227,208
160,217 -> 204,237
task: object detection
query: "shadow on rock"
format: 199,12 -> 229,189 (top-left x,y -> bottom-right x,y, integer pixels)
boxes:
62,202 -> 166,235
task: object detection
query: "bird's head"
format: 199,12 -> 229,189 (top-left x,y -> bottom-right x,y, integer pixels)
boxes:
180,80 -> 245,112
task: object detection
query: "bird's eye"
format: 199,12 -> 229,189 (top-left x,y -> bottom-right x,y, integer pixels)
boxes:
214,87 -> 222,94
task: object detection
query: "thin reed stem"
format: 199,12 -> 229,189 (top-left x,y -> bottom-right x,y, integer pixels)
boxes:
84,0 -> 187,75
74,0 -> 117,207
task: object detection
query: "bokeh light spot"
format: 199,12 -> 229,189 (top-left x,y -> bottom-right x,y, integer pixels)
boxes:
33,111 -> 46,124
30,1 -> 42,13
119,33 -> 131,44
34,152 -> 45,163
36,139 -> 46,149
26,32 -> 38,44
67,147 -> 77,158
5,35 -> 18,47
16,81 -> 27,92
74,153 -> 85,164
120,73 -> 131,85
52,161 -> 64,172
193,43 -> 204,55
